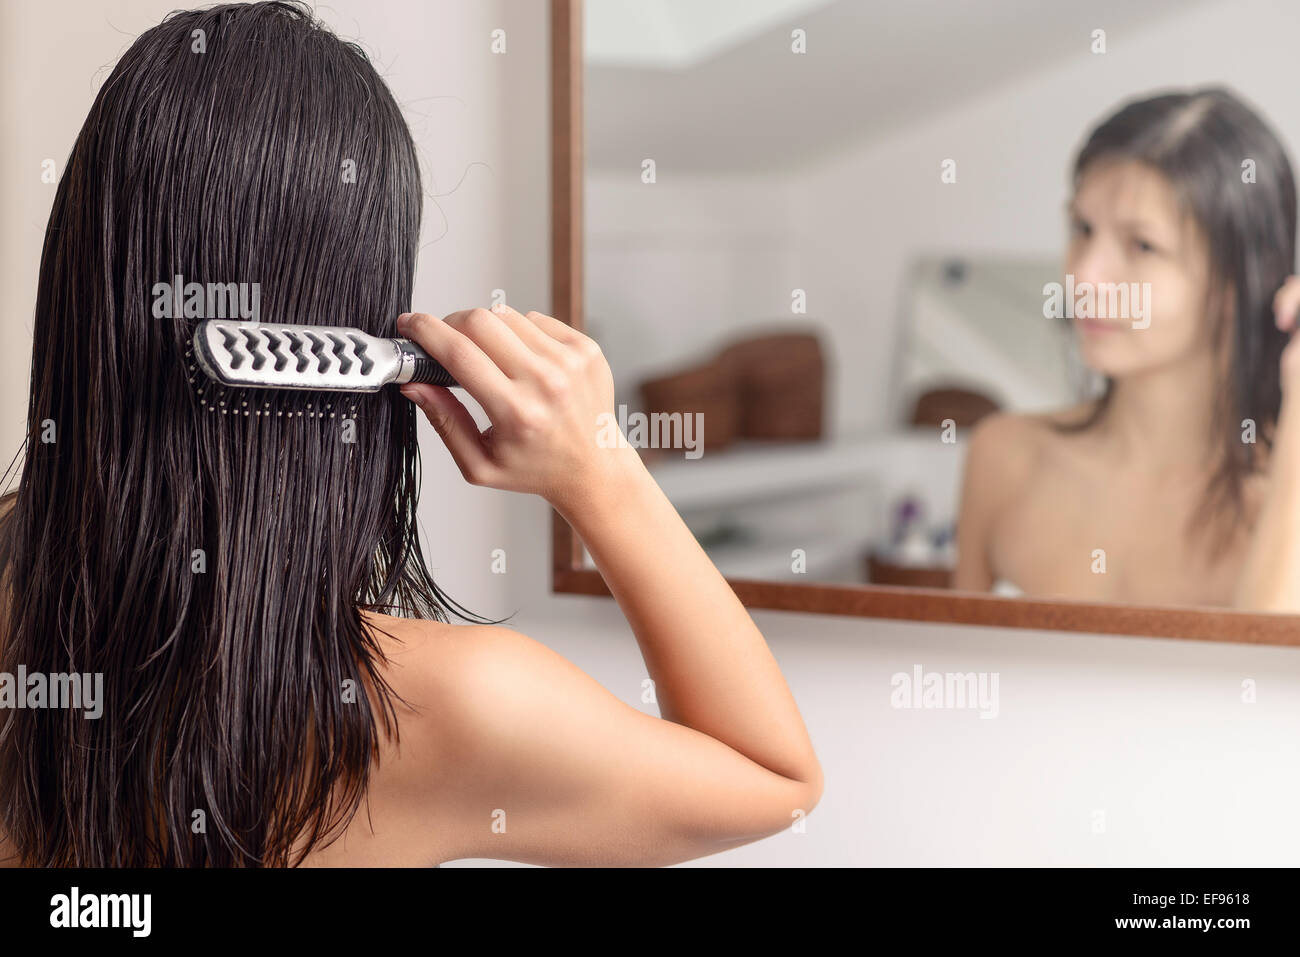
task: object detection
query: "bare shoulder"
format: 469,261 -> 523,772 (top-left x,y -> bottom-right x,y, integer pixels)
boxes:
966,400 -> 1096,477
964,410 -> 1040,489
360,612 -> 534,719
955,402 -> 1093,583
290,612 -> 503,866
355,610 -> 513,748
349,615 -> 574,864
360,613 -> 819,867
367,614 -> 601,768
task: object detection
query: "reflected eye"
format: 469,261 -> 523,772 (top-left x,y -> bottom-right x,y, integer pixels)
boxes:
1132,238 -> 1156,254
1069,218 -> 1091,239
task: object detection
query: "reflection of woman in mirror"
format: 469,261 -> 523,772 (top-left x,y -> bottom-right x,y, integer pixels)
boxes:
954,87 -> 1300,607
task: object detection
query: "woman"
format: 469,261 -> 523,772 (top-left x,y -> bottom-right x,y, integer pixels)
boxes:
954,87 -> 1300,608
0,1 -> 821,867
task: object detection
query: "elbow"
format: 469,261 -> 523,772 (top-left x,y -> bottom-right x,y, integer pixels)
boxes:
797,762 -> 825,818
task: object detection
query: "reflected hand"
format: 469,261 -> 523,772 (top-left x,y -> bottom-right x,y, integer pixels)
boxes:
1274,275 -> 1300,390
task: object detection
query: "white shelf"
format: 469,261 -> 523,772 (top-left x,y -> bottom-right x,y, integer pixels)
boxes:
703,531 -> 868,581
645,437 -> 882,511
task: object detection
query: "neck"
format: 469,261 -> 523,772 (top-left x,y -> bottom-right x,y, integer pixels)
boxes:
1097,349 -> 1227,475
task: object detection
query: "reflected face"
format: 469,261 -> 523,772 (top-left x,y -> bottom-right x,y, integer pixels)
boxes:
1064,158 -> 1218,377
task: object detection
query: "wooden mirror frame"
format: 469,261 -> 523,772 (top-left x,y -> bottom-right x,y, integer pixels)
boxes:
546,0 -> 1300,648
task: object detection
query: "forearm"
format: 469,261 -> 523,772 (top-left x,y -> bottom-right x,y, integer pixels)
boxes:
552,447 -> 822,786
1234,394 -> 1300,611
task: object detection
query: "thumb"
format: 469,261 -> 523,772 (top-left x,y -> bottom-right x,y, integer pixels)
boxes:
1276,276 -> 1300,331
401,383 -> 495,483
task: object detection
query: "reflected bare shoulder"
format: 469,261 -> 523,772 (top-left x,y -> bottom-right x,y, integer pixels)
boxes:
961,404 -> 1092,517
977,398 -> 1102,467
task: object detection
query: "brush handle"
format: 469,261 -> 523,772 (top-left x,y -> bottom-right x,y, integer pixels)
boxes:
394,338 -> 458,388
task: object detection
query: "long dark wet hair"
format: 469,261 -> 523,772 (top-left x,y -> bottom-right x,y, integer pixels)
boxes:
1056,87 -> 1297,557
0,0 -> 500,866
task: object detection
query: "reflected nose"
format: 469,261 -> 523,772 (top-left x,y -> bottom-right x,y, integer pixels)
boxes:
1067,241 -> 1127,321
1067,241 -> 1113,292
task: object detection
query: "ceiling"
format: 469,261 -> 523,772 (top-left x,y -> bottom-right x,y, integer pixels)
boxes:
586,0 -> 833,69
585,0 -> 1208,173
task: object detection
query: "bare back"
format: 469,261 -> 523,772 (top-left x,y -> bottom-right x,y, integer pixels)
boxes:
2,607 -> 818,867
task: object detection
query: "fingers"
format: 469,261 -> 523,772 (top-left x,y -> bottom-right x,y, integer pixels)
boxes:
439,307 -> 543,380
396,305 -> 597,455
397,312 -> 512,421
488,302 -> 567,361
1274,275 -> 1300,332
401,382 -> 499,487
522,309 -> 583,345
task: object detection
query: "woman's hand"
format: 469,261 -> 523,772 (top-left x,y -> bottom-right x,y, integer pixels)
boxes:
1273,275 -> 1300,390
395,305 -> 634,511
1235,276 -> 1300,611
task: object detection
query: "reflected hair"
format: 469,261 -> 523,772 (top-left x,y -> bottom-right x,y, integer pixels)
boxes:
0,0 -> 501,867
1057,87 -> 1297,556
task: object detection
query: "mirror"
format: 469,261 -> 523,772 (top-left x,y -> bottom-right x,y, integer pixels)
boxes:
550,0 -> 1300,644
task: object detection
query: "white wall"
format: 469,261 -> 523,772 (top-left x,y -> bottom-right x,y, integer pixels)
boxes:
3,0 -> 1299,867
586,171 -> 810,415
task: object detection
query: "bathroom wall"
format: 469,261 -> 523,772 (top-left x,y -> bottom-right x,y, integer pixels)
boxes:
585,171 -> 807,417
2,0 -> 1299,867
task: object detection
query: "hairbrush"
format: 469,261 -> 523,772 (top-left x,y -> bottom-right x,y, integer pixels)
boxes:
192,319 -> 457,391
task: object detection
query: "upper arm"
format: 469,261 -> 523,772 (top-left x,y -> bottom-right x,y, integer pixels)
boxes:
426,625 -> 822,867
953,412 -> 1020,591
